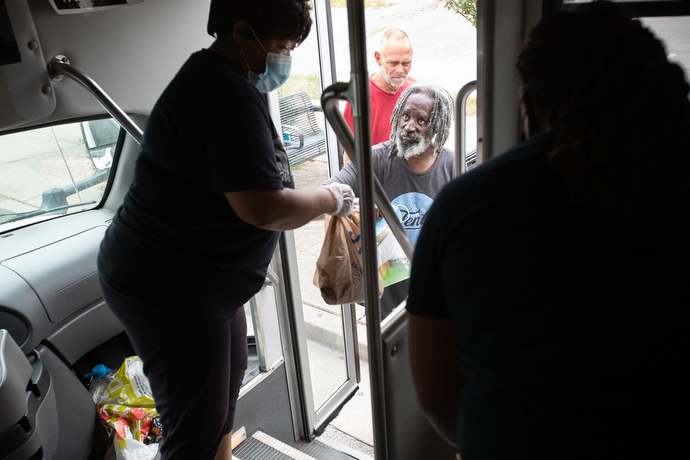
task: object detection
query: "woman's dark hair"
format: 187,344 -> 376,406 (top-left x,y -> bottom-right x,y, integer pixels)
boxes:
207,0 -> 312,45
516,1 -> 690,232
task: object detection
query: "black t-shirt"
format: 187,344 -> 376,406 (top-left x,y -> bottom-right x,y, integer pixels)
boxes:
98,49 -> 293,315
407,133 -> 686,459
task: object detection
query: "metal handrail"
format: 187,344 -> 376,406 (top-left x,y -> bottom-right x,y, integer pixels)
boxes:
455,80 -> 477,177
262,267 -> 279,289
48,55 -> 144,145
319,1 -> 395,457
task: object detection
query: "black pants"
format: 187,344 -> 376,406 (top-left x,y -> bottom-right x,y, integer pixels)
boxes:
99,276 -> 248,460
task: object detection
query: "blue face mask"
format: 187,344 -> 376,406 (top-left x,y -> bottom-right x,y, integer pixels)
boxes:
242,28 -> 292,93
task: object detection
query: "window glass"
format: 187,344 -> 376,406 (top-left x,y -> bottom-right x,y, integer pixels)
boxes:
562,2 -> 690,82
641,16 -> 690,81
320,0 -> 477,313
0,119 -> 118,232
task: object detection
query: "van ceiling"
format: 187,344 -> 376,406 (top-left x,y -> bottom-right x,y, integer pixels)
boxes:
1,0 -> 214,134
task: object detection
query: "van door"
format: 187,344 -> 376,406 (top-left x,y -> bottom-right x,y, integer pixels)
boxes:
270,0 -> 361,435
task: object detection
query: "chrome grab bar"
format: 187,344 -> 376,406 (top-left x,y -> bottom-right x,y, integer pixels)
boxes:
47,55 -> 144,145
319,1 -> 391,457
263,266 -> 279,289
455,80 -> 477,177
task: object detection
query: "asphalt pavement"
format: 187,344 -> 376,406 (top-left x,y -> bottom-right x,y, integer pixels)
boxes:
291,0 -> 477,95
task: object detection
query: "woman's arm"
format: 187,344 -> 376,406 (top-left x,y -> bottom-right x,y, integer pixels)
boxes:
408,313 -> 467,448
225,187 -> 342,231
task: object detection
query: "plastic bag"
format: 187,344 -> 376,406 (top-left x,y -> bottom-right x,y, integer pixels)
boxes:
375,218 -> 411,287
95,356 -> 161,460
313,209 -> 383,304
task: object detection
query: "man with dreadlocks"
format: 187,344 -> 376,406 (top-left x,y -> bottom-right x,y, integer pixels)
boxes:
324,84 -> 454,318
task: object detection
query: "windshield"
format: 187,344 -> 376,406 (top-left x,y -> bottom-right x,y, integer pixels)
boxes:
0,118 -> 119,232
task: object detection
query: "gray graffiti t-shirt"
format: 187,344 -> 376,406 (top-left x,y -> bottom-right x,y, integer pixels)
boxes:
324,141 -> 454,314
325,141 -> 454,243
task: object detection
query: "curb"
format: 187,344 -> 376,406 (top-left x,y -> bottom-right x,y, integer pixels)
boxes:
302,302 -> 370,363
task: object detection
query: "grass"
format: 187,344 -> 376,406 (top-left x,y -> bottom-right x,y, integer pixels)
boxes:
449,92 -> 477,117
330,0 -> 394,9
278,74 -> 322,99
466,95 -> 477,116
367,26 -> 388,38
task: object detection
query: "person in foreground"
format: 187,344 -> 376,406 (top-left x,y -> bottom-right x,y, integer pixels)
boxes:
97,1 -> 353,459
324,83 -> 454,318
406,2 -> 689,459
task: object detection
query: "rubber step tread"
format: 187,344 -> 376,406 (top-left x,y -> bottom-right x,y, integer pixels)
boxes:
234,431 -> 359,460
294,439 -> 359,460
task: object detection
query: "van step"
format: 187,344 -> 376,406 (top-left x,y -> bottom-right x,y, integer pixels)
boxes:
233,431 -> 363,460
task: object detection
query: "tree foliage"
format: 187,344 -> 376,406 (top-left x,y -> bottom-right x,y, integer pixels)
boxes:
441,0 -> 477,28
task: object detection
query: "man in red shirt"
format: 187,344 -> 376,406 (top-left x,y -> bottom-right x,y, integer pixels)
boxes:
343,29 -> 415,163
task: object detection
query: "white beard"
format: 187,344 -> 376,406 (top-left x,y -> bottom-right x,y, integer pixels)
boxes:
382,69 -> 407,91
395,131 -> 433,160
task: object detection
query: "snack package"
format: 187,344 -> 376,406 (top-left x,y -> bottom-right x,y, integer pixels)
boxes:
95,356 -> 161,460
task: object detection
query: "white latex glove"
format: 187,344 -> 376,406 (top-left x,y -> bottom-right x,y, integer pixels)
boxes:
323,183 -> 355,217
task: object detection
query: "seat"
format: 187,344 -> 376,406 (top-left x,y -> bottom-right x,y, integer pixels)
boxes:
0,330 -> 108,460
0,329 -> 58,460
278,91 -> 327,167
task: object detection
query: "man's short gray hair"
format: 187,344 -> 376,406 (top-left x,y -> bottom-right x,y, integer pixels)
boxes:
389,84 -> 454,157
379,29 -> 411,51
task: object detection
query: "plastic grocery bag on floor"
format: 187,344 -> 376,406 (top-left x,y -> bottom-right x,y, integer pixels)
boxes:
94,356 -> 161,460
314,209 -> 383,304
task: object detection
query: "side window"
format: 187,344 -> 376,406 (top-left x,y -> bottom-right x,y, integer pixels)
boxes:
0,118 -> 120,232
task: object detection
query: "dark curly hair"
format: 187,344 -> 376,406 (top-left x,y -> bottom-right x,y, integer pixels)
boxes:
516,1 -> 690,235
207,0 -> 312,45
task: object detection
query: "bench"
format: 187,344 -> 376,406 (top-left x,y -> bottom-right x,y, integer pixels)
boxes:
278,91 -> 326,167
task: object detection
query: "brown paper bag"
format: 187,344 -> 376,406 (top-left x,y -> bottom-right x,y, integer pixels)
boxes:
313,210 -> 383,305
